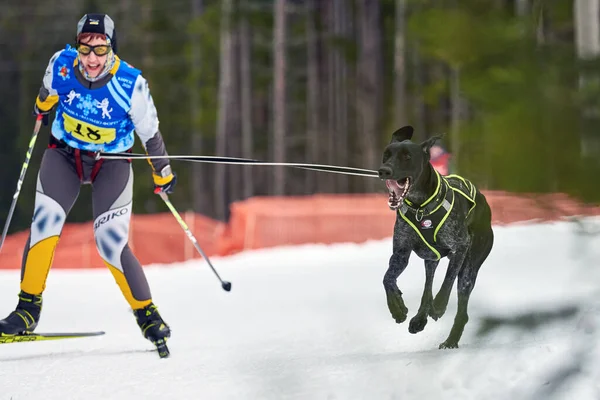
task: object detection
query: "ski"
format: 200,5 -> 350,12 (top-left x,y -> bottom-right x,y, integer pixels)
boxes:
0,331 -> 105,344
2,331 -> 169,359
154,338 -> 170,359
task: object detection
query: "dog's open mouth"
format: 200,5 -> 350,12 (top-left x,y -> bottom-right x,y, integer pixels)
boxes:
386,177 -> 411,210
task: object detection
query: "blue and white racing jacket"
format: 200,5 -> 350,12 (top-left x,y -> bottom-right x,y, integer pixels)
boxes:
35,44 -> 169,173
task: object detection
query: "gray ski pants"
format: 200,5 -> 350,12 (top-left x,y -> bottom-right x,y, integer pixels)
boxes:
20,145 -> 153,310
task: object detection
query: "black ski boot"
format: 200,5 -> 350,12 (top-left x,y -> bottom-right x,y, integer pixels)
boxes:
0,291 -> 42,335
133,303 -> 171,358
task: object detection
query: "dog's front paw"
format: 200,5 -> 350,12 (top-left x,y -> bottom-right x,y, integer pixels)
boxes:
386,291 -> 408,323
428,305 -> 445,321
429,297 -> 448,320
390,305 -> 408,324
409,314 -> 428,333
438,340 -> 459,349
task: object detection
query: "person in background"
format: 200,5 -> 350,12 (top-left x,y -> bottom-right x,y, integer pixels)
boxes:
430,144 -> 451,176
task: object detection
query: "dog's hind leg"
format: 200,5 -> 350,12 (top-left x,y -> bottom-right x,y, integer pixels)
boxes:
383,251 -> 411,324
438,261 -> 479,349
439,234 -> 492,349
409,259 -> 439,334
429,244 -> 470,321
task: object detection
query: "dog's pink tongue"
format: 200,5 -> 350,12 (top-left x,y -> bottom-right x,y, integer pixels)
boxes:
386,179 -> 402,197
386,179 -> 402,210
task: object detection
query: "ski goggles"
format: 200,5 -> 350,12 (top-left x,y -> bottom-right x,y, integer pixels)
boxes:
77,43 -> 111,56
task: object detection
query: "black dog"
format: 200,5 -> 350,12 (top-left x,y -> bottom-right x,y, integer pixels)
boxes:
377,126 -> 494,349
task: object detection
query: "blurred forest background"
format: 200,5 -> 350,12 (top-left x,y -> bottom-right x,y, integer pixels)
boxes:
1,0 -> 600,231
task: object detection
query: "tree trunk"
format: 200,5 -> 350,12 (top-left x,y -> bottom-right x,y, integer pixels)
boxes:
534,0 -> 545,45
430,63 -> 447,137
409,0 -> 427,142
305,0 -> 320,194
356,0 -> 383,192
316,2 -> 331,193
325,1 -> 336,192
449,66 -> 461,175
334,0 -> 350,193
141,2 -> 154,73
575,0 -> 600,60
574,0 -> 600,157
240,5 -> 254,199
18,7 -> 32,138
515,0 -> 528,16
118,0 -> 133,28
272,0 -> 287,195
215,0 -> 233,220
411,43 -> 426,143
227,21 -> 242,210
394,0 -> 408,129
190,0 -> 209,214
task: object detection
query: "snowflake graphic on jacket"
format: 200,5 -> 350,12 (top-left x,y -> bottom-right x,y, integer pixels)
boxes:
76,94 -> 100,117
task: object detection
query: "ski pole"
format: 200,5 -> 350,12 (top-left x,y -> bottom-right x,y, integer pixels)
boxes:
156,191 -> 232,292
0,115 -> 43,253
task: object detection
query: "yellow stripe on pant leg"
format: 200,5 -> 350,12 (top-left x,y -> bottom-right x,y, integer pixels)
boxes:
21,236 -> 60,295
105,262 -> 152,310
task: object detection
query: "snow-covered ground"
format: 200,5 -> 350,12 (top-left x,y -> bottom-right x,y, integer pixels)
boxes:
1,218 -> 600,400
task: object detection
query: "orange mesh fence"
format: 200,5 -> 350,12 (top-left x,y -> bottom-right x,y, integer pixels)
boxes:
0,191 -> 599,269
223,194 -> 395,252
223,191 -> 600,252
0,212 -> 225,270
129,212 -> 226,266
484,191 -> 600,225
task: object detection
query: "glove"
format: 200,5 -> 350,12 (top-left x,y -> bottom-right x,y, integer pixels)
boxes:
33,104 -> 50,126
154,173 -> 177,194
153,165 -> 177,194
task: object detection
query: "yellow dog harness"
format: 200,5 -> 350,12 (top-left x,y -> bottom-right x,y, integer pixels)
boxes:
397,170 -> 477,260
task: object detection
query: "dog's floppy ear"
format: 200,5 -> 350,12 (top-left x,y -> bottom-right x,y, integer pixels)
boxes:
390,126 -> 414,143
421,133 -> 445,154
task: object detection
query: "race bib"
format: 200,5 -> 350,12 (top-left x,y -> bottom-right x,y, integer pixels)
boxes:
63,113 -> 116,144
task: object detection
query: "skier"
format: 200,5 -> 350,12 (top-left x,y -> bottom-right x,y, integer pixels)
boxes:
0,14 -> 176,349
